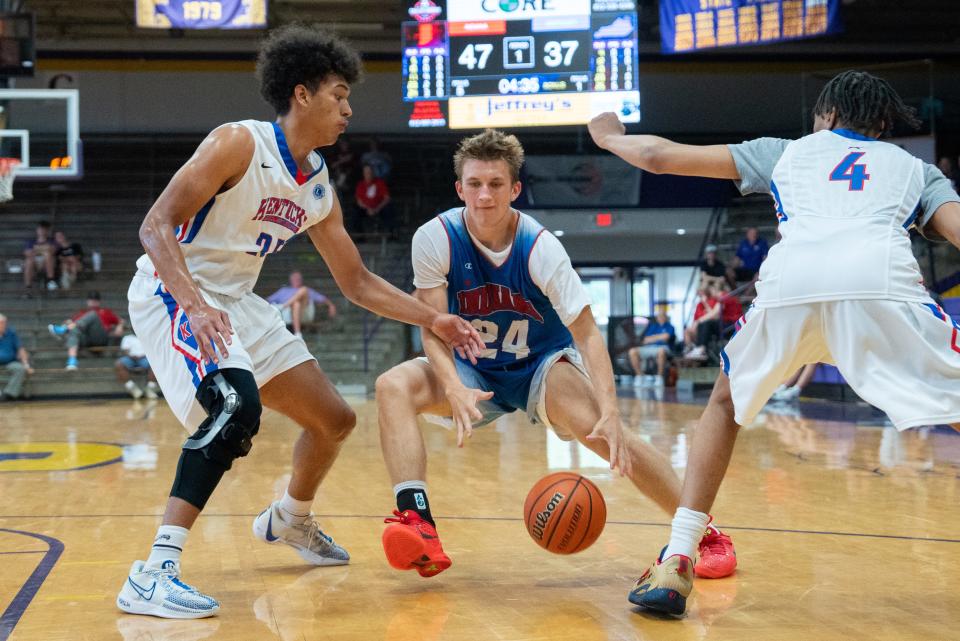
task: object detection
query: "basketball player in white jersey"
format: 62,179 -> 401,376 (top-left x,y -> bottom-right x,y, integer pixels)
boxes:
117,25 -> 483,619
589,70 -> 960,615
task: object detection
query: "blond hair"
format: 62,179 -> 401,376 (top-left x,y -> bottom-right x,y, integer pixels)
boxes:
453,129 -> 525,183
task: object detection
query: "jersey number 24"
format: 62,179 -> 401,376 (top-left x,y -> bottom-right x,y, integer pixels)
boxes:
470,319 -> 530,360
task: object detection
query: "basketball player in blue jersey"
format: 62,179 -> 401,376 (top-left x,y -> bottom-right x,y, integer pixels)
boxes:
375,129 -> 737,581
116,25 -> 483,619
590,70 -> 960,616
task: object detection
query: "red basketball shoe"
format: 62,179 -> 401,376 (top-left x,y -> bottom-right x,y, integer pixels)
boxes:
382,510 -> 452,578
694,526 -> 737,578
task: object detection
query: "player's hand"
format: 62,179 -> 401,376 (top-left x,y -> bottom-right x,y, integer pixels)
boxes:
445,384 -> 495,448
186,303 -> 233,366
430,314 -> 486,365
588,112 -> 626,150
586,413 -> 633,477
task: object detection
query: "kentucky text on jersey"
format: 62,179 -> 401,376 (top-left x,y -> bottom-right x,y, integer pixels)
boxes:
457,283 -> 544,322
252,197 -> 307,233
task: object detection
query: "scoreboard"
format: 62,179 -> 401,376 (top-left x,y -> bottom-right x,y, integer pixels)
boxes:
403,0 -> 640,129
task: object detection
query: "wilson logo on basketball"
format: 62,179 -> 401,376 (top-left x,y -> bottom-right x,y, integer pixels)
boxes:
531,491 -> 564,540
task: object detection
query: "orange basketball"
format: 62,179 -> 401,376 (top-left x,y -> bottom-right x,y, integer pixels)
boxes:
523,472 -> 606,554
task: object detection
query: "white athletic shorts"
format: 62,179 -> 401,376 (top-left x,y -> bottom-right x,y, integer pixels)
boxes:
721,299 -> 960,430
128,272 -> 315,428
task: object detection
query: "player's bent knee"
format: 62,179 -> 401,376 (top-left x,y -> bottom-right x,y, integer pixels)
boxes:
186,369 -> 262,470
375,368 -> 409,402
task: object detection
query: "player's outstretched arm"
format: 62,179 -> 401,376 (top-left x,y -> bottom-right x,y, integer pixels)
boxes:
307,194 -> 485,361
139,124 -> 252,365
416,286 -> 493,447
588,112 -> 740,179
567,307 -> 633,477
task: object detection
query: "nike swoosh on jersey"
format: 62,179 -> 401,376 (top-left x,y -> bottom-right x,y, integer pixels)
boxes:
261,162 -> 273,168
127,577 -> 157,601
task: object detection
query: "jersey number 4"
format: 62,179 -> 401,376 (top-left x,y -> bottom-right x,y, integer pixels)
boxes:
829,152 -> 870,191
470,319 -> 530,360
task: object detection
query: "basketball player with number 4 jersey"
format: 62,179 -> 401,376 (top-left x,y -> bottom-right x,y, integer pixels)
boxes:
117,25 -> 482,619
590,70 -> 960,616
375,129 -> 737,581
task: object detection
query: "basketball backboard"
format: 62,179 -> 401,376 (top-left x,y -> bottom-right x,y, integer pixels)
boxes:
0,88 -> 81,180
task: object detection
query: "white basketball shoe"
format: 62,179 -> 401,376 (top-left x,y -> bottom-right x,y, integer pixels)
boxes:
252,501 -> 350,566
117,560 -> 220,619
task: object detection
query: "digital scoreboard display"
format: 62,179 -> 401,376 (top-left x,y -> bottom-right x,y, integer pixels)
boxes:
402,0 -> 640,129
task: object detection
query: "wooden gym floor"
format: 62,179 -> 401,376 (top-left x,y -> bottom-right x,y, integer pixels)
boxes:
1,390 -> 959,641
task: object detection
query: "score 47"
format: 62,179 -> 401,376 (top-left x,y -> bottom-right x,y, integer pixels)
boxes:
457,38 -> 579,71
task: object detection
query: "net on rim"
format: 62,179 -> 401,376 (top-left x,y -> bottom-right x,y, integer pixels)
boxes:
0,157 -> 20,204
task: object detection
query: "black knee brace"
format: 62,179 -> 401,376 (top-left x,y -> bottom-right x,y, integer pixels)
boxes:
170,369 -> 261,510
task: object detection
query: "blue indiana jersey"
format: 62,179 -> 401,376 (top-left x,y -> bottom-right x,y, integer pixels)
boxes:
438,208 -> 573,391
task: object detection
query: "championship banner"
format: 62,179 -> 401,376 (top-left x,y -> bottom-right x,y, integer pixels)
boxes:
136,0 -> 267,29
659,0 -> 842,53
524,156 -> 640,207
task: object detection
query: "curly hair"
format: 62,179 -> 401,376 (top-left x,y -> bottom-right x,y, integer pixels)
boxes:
454,129 -> 525,182
256,24 -> 362,115
813,70 -> 921,135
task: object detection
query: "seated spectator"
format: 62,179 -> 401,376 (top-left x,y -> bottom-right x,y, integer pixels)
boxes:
329,138 -> 357,192
361,137 -> 392,180
627,309 -> 675,387
23,220 -> 59,294
699,244 -> 727,290
684,287 -> 721,359
718,282 -> 744,332
115,333 -> 159,400
770,363 -> 818,402
728,227 -> 768,284
0,313 -> 33,402
267,271 -> 337,338
54,230 -> 84,290
47,291 -> 124,370
355,164 -> 393,235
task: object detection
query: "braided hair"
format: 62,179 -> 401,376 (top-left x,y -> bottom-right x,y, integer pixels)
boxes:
813,70 -> 921,135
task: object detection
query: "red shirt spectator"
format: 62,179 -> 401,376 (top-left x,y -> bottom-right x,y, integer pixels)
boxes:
355,167 -> 390,211
693,294 -> 720,321
721,292 -> 743,325
72,306 -> 121,332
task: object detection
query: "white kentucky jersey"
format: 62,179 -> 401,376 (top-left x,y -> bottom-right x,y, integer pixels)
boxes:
756,128 -> 928,307
136,120 -> 334,298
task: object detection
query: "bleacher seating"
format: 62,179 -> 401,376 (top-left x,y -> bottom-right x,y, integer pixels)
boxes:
0,136 -> 412,400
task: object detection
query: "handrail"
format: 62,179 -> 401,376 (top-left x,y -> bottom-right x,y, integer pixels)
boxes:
681,206 -> 724,325
361,239 -> 411,372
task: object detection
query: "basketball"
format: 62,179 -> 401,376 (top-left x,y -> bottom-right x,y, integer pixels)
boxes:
523,472 -> 606,554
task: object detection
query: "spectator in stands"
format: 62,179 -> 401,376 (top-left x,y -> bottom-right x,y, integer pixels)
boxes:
47,291 -> 124,371
684,286 -> 721,359
938,156 -> 957,191
267,270 -> 337,338
627,308 -> 675,386
0,313 -> 33,402
699,244 -> 727,290
355,163 -> 393,235
361,137 -> 392,180
718,281 -> 744,332
54,230 -> 84,290
115,333 -> 159,400
23,220 -> 59,294
329,137 -> 357,193
728,227 -> 768,285
770,363 -> 818,402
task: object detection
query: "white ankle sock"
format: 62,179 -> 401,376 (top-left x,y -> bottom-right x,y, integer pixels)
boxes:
663,507 -> 710,560
145,525 -> 189,569
278,490 -> 312,525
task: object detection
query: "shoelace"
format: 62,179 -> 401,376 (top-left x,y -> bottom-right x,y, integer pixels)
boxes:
303,518 -> 334,548
384,509 -> 411,525
701,532 -> 731,555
